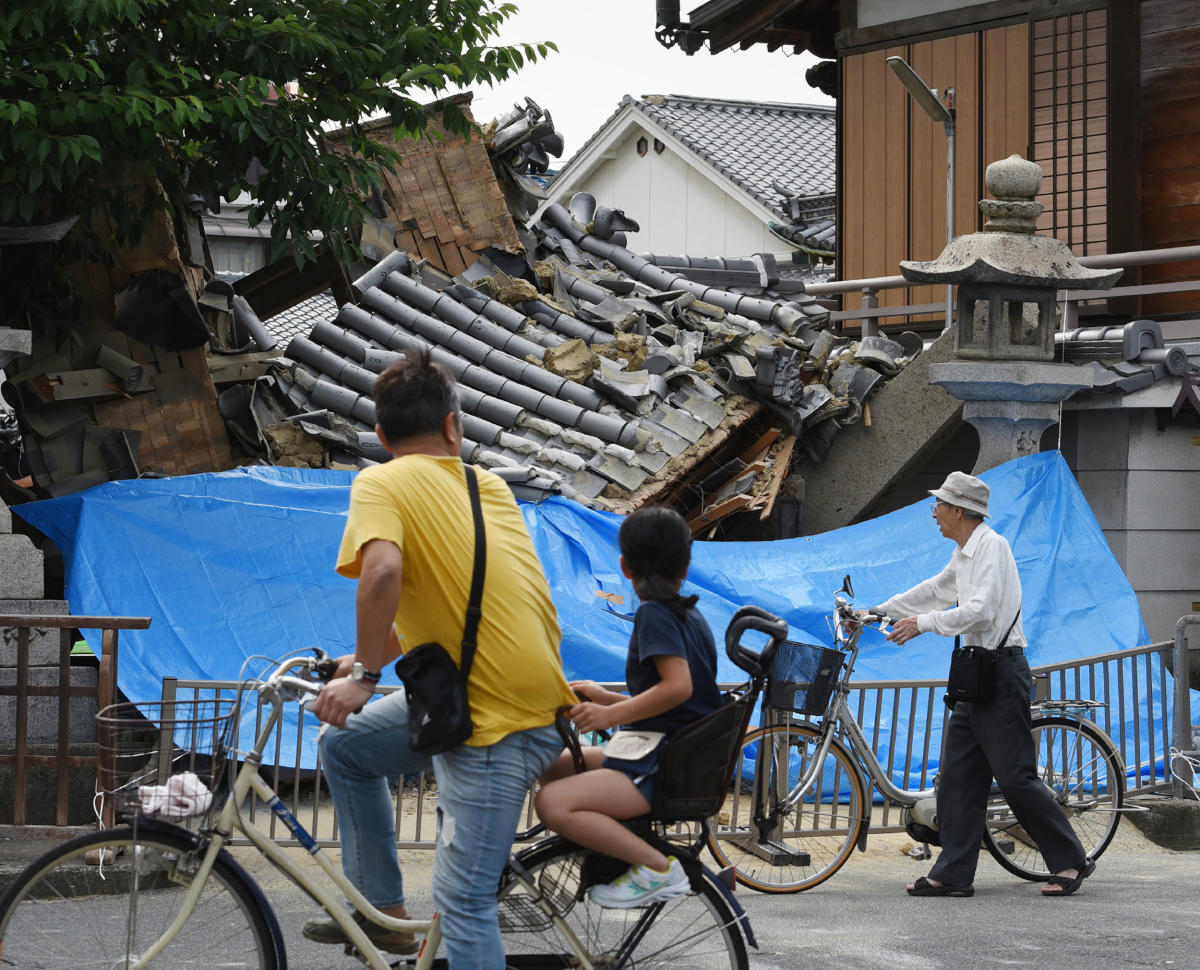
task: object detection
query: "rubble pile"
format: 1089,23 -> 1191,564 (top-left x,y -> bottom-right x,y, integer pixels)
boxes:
215,136 -> 921,522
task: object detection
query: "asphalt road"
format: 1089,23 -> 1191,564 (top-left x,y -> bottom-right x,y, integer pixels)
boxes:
255,826 -> 1195,970
2,823 -> 1191,968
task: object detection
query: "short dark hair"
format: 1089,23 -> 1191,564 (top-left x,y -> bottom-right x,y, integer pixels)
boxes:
373,348 -> 460,443
619,505 -> 695,612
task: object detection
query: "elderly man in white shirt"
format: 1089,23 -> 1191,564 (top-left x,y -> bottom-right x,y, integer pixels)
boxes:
876,471 -> 1093,899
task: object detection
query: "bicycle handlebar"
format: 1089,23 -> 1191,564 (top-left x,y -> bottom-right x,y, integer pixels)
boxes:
724,605 -> 789,677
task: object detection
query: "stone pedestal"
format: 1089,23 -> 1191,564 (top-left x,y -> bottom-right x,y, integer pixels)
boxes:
930,360 -> 1092,473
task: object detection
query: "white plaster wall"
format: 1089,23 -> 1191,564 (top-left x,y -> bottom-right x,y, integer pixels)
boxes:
568,130 -> 782,258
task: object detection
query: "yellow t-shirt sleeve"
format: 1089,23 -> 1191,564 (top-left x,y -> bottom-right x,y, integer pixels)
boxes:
336,469 -> 406,579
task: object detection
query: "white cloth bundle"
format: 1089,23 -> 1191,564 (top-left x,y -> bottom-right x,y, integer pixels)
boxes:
137,771 -> 213,818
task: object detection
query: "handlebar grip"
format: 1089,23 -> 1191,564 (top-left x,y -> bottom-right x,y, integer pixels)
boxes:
724,605 -> 789,676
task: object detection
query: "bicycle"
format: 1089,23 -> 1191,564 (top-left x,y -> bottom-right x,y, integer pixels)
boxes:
702,575 -> 1127,894
0,606 -> 789,969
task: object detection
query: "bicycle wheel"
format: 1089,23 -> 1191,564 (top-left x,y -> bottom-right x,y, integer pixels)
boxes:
498,836 -> 748,970
983,715 -> 1124,881
703,722 -> 867,893
0,823 -> 282,969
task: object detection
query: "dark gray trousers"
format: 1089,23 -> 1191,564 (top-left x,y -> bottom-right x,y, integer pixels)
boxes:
928,650 -> 1086,886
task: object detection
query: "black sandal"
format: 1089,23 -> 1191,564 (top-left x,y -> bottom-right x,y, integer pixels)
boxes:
907,876 -> 974,897
1041,858 -> 1095,898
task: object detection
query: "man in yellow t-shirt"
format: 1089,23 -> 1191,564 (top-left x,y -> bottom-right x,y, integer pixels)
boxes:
304,349 -> 575,968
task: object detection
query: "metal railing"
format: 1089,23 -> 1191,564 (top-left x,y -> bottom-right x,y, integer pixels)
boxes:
0,614 -> 151,833
158,640 -> 1183,847
804,243 -> 1200,335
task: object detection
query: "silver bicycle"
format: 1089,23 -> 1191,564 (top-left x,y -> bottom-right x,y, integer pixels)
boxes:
703,575 -> 1126,893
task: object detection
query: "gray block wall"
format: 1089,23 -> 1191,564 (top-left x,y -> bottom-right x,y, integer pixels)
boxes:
1067,407 -> 1200,645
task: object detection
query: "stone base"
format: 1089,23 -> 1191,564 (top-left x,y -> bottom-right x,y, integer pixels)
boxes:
1,600 -> 73,667
0,744 -> 99,827
0,666 -> 98,745
930,359 -> 1094,474
1163,649 -> 1200,692
0,534 -> 44,599
1124,792 -> 1200,851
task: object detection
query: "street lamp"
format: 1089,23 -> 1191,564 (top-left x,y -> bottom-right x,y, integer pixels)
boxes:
887,56 -> 956,332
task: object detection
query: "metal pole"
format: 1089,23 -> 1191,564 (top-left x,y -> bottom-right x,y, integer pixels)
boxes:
860,287 -> 879,338
943,91 -> 956,333
1172,615 -> 1198,794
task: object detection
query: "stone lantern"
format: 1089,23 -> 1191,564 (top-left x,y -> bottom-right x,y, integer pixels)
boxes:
899,154 -> 1123,472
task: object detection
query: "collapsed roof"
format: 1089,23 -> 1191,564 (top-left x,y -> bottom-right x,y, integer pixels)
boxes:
215,98 -> 920,526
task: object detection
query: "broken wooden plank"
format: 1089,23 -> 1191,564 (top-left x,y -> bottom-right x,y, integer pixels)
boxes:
737,427 -> 781,464
758,434 -> 798,521
686,493 -> 752,532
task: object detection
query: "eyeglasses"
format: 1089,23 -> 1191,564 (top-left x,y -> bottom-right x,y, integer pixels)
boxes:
930,501 -> 951,513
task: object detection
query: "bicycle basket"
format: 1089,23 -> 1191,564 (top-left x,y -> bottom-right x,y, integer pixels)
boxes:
767,640 -> 846,716
96,697 -> 236,823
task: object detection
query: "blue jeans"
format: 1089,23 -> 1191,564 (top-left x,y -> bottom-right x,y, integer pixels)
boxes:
432,724 -> 561,970
318,689 -> 431,908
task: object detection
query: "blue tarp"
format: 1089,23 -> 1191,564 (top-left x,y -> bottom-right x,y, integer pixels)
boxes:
15,451 -> 1170,777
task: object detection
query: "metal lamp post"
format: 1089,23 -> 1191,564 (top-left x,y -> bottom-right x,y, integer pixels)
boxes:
887,56 -> 956,332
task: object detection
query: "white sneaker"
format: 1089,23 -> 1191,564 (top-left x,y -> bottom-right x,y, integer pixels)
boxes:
588,857 -> 689,909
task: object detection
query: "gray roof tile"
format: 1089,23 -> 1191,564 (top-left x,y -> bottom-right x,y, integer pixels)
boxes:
631,95 -> 836,221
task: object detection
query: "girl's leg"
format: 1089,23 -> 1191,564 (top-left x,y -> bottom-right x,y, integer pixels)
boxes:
534,768 -> 666,870
539,745 -> 606,784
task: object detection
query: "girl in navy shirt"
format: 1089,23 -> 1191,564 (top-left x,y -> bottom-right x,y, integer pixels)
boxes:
535,506 -> 721,908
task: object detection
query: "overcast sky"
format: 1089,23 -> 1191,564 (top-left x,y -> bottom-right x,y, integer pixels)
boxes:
458,0 -> 834,157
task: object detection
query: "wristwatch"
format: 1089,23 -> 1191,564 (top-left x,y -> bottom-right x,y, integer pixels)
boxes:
349,662 -> 382,690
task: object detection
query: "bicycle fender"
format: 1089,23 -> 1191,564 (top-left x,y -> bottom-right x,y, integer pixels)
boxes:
216,842 -> 290,969
707,864 -> 757,950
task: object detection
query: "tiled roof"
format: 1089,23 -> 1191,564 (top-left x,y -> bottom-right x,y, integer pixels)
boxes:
261,290 -> 339,345
1056,320 -> 1199,397
630,95 -> 836,222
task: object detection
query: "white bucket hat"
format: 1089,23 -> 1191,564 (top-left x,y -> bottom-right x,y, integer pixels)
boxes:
929,470 -> 990,518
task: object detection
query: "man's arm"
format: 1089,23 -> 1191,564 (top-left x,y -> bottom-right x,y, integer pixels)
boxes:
883,563 -> 958,646
311,538 -> 404,728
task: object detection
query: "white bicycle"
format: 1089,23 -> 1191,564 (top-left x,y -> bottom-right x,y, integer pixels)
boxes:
0,606 -> 787,969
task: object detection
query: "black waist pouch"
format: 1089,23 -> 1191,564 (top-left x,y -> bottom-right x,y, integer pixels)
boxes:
946,645 -> 996,705
394,641 -> 472,755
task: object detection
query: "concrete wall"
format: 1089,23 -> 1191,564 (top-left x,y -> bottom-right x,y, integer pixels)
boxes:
1063,408 -> 1200,645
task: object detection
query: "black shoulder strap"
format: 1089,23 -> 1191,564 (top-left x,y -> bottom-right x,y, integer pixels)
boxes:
998,608 -> 1021,649
458,465 -> 486,680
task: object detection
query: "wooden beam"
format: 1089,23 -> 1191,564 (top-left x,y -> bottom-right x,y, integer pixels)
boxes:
687,493 -> 753,532
758,434 -> 798,521
737,427 -> 781,464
